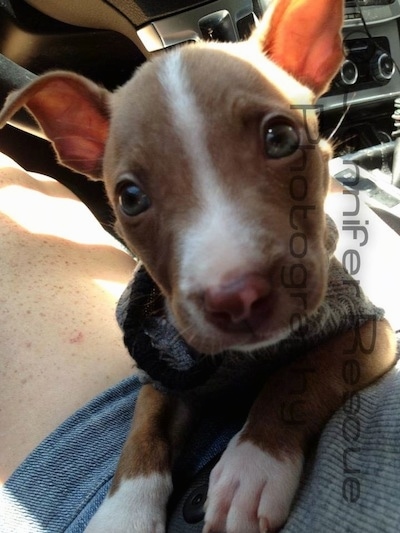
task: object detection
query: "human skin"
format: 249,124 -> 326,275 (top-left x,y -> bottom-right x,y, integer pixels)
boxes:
0,153 -> 136,481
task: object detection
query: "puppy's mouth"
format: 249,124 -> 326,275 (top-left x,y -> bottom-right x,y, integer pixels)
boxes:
202,293 -> 283,350
118,266 -> 326,392
203,284 -> 275,334
172,268 -> 327,355
174,291 -> 322,356
179,314 -> 297,355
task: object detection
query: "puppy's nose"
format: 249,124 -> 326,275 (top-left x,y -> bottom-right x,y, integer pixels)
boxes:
204,273 -> 272,332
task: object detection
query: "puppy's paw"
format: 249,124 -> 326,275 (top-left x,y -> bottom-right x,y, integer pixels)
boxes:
203,433 -> 303,533
85,473 -> 172,533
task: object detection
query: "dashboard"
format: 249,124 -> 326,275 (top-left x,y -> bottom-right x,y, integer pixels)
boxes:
0,0 -> 400,150
130,0 -> 400,144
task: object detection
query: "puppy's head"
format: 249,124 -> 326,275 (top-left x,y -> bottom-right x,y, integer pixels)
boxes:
0,0 -> 344,354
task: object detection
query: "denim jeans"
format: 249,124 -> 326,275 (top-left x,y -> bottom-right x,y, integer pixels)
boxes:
3,359 -> 400,533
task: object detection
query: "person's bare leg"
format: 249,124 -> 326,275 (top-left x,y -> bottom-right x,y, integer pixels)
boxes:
0,153 -> 136,481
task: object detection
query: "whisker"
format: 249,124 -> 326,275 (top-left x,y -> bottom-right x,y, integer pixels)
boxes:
328,93 -> 354,143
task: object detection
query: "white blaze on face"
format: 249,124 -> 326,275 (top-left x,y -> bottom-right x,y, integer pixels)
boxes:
157,50 -> 263,294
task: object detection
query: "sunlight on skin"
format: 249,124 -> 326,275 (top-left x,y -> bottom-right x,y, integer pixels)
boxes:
0,151 -> 124,249
0,487 -> 43,532
0,183 -> 121,247
0,153 -> 136,482
0,180 -> 134,303
0,152 -> 21,168
93,278 -> 130,300
0,152 -> 134,304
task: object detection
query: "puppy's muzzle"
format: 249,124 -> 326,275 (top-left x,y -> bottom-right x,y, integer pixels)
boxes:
203,272 -> 273,333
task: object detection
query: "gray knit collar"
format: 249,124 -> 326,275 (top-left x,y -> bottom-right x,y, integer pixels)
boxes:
117,266 -> 225,393
117,216 -> 384,397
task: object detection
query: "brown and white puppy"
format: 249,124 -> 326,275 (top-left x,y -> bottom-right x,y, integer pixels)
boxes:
0,0 -> 396,531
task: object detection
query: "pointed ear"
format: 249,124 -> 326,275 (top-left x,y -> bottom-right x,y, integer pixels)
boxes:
253,0 -> 344,97
0,72 -> 110,179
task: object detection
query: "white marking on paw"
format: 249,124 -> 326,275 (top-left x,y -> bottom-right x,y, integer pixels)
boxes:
204,433 -> 303,533
85,473 -> 172,533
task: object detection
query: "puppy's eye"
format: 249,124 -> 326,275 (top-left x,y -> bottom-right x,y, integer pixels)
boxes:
262,119 -> 300,159
118,181 -> 150,217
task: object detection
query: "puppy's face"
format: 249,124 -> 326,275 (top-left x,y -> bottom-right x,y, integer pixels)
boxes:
0,0 -> 344,356
103,44 -> 332,354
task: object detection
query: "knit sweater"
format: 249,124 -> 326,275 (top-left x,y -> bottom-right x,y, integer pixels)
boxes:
116,215 -> 384,404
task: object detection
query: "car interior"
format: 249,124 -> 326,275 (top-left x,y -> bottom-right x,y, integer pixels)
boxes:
2,0 -> 400,239
1,0 -> 400,530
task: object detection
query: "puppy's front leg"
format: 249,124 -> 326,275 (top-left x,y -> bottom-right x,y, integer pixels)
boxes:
85,384 -> 190,533
204,319 -> 396,533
